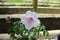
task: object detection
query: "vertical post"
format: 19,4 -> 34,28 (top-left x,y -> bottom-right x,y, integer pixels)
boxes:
33,0 -> 38,12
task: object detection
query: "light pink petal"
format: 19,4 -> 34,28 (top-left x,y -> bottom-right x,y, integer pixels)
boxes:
32,19 -> 40,27
25,11 -> 32,16
21,16 -> 28,24
32,12 -> 38,18
25,23 -> 33,30
25,11 -> 38,19
25,11 -> 33,19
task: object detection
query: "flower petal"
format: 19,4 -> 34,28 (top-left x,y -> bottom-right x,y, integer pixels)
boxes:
32,19 -> 40,27
26,11 -> 38,19
25,23 -> 33,30
21,16 -> 28,24
32,12 -> 38,18
21,11 -> 40,30
25,11 -> 32,16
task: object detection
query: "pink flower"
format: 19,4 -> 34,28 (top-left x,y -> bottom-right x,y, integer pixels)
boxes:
21,11 -> 40,30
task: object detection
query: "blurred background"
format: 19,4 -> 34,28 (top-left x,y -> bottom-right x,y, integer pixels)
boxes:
0,0 -> 60,39
0,0 -> 60,32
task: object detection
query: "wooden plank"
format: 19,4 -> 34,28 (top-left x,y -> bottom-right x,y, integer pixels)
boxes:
0,6 -> 60,9
0,2 -> 60,5
0,30 -> 60,39
0,34 -> 10,40
0,14 -> 60,18
0,2 -> 32,5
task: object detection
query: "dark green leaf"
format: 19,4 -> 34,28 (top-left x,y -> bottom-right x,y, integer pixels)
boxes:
42,25 -> 45,30
43,30 -> 49,38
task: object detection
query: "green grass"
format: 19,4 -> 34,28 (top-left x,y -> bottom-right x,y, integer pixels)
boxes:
4,0 -> 60,3
38,0 -> 60,3
1,0 -> 60,6
4,0 -> 24,3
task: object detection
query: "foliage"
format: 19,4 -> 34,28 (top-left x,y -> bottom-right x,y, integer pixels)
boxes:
8,21 -> 49,40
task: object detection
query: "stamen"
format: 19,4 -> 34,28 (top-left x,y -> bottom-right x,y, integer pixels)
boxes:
28,17 -> 33,22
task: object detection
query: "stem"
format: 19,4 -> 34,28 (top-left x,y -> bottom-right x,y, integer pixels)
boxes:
28,35 -> 31,40
36,28 -> 40,38
28,31 -> 31,40
36,32 -> 39,38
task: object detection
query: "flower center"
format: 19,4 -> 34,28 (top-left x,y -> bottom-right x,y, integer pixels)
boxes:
28,17 -> 33,22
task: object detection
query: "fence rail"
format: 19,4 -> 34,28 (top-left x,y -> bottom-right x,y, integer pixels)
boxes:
0,30 -> 60,40
0,14 -> 60,18
0,2 -> 60,5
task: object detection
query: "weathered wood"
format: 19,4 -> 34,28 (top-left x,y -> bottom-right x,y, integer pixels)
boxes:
0,7 -> 60,14
0,14 -> 60,18
33,0 -> 37,12
0,30 -> 60,39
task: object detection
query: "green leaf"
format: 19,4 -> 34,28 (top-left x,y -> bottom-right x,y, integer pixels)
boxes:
10,32 -> 15,38
42,25 -> 45,30
40,26 -> 43,31
43,30 -> 49,38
